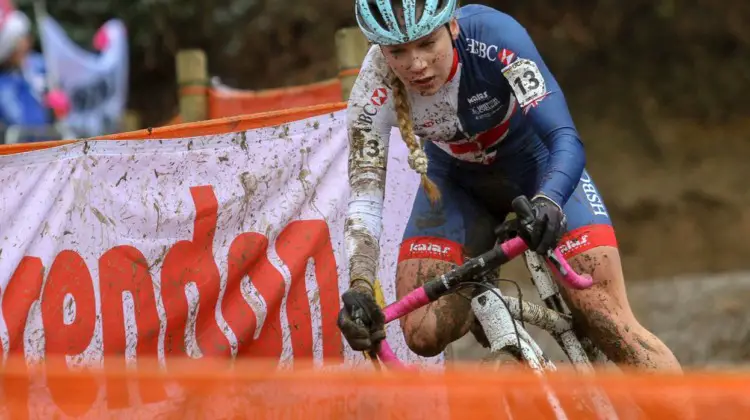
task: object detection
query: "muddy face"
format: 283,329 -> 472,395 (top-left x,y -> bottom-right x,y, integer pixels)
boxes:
380,19 -> 459,96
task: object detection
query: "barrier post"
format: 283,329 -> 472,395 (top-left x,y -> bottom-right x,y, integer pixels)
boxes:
122,110 -> 141,131
334,27 -> 369,101
176,49 -> 208,122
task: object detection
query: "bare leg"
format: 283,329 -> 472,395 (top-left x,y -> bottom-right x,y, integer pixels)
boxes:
396,258 -> 474,357
560,246 -> 682,372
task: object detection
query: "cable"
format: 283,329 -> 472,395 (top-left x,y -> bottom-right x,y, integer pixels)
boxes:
490,278 -> 526,330
456,281 -> 523,352
459,276 -> 526,330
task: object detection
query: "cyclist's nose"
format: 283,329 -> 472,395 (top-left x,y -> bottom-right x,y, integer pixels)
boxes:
407,53 -> 428,73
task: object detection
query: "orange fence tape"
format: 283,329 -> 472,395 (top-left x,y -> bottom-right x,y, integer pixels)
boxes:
0,102 -> 346,156
2,357 -> 749,418
209,78 -> 343,120
166,73 -> 355,126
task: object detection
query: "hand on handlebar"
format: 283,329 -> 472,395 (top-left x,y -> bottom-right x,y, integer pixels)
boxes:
337,284 -> 386,352
513,195 -> 567,255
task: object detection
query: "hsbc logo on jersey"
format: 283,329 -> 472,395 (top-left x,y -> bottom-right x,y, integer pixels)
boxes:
466,38 -> 498,61
580,172 -> 609,216
371,88 -> 388,106
499,48 -> 516,66
466,39 -> 518,66
356,103 -> 378,130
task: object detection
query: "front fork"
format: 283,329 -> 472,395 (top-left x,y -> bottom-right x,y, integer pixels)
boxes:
522,250 -> 599,369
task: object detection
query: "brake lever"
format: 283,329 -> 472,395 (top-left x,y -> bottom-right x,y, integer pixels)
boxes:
352,307 -> 367,327
545,249 -> 568,276
511,196 -> 536,232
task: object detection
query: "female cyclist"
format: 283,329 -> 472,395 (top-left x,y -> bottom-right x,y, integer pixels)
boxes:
337,0 -> 682,372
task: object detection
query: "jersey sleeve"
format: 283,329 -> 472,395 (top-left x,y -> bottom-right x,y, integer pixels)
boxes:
482,12 -> 585,207
344,46 -> 396,286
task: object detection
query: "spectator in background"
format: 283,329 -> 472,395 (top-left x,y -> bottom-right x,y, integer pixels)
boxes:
0,8 -> 68,143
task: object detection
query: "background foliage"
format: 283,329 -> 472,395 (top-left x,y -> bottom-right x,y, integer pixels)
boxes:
11,1 -> 750,281
14,0 -> 750,126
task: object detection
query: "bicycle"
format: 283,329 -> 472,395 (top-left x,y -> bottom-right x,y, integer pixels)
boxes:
369,195 -> 622,419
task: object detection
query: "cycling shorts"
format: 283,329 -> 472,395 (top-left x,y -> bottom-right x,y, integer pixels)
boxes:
398,136 -> 618,265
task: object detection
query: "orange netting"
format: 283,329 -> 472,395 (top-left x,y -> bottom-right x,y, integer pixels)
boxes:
165,73 -> 355,126
209,78 -> 343,119
2,357 -> 748,419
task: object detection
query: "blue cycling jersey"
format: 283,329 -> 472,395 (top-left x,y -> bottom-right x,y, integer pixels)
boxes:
449,5 -> 585,206
344,4 -> 588,283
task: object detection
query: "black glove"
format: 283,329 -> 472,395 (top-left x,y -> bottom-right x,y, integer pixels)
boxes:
337,285 -> 386,352
518,195 -> 567,255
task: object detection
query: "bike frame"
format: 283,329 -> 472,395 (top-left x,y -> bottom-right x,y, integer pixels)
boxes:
373,236 -> 619,419
375,235 -> 592,367
476,249 -> 619,419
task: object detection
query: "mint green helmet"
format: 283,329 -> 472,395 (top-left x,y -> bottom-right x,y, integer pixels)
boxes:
355,0 -> 458,45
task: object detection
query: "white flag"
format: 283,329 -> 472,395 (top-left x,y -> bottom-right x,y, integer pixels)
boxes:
38,16 -> 129,138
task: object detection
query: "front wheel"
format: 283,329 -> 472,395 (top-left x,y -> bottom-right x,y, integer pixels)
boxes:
480,347 -> 524,368
480,344 -> 572,420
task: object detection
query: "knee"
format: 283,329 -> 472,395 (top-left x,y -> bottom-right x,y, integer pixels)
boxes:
399,301 -> 473,357
578,305 -> 645,353
395,258 -> 472,357
581,306 -> 629,337
401,317 -> 448,358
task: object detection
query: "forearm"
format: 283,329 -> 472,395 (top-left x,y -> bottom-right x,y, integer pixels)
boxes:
537,128 -> 586,206
345,167 -> 386,290
343,47 -> 393,288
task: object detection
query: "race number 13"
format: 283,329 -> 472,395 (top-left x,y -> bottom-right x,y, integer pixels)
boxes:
502,58 -> 547,108
351,137 -> 387,170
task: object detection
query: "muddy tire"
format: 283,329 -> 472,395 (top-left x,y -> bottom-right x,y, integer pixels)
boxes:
480,349 -> 523,370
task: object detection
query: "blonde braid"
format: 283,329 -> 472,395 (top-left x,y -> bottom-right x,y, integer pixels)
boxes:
389,71 -> 442,205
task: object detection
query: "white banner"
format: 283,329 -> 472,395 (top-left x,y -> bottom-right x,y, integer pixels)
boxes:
38,16 -> 129,138
0,109 -> 443,416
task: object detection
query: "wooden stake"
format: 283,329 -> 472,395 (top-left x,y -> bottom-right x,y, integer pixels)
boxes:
176,49 -> 208,122
335,27 -> 369,101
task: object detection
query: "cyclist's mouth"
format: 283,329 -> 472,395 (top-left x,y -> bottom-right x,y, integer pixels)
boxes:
412,76 -> 435,88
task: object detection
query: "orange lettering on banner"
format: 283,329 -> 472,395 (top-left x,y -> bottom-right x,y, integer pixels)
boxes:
42,251 -> 97,354
238,237 -> 286,359
161,186 -> 231,359
0,183 -> 346,416
2,256 -> 45,418
41,250 -> 99,417
276,220 -> 343,363
3,256 -> 45,354
100,246 -> 167,408
225,232 -> 284,359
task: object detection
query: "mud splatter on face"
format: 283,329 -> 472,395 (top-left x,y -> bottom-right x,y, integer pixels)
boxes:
381,27 -> 456,96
